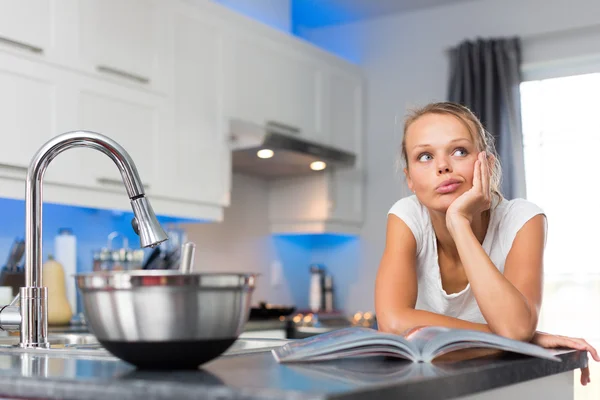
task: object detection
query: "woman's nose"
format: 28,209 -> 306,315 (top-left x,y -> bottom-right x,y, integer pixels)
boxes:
437,162 -> 452,175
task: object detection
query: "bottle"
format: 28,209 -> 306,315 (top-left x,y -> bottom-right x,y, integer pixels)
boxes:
309,264 -> 325,312
323,275 -> 334,312
43,254 -> 73,326
54,228 -> 77,315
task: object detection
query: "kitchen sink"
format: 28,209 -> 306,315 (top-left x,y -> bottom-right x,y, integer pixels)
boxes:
0,333 -> 289,359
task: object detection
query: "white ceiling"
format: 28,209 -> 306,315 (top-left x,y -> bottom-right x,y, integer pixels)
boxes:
293,0 -> 479,28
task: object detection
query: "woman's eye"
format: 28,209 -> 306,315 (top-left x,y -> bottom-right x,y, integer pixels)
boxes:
418,153 -> 432,162
453,148 -> 468,157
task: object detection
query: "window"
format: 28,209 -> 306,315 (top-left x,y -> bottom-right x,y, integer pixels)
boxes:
521,73 -> 600,399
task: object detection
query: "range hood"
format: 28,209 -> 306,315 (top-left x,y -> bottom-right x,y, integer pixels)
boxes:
229,119 -> 356,178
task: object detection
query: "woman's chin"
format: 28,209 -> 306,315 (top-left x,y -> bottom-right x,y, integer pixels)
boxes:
430,193 -> 460,213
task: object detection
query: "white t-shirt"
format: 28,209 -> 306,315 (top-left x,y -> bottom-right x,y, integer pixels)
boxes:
387,195 -> 546,324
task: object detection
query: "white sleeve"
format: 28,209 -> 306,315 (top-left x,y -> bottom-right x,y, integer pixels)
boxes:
499,199 -> 547,256
387,196 -> 424,255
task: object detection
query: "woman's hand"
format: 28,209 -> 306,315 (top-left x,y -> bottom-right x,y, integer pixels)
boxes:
531,331 -> 600,386
446,151 -> 492,229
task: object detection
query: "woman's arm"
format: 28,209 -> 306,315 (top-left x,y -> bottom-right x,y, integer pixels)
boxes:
448,214 -> 545,341
445,152 -> 544,341
376,214 -> 494,335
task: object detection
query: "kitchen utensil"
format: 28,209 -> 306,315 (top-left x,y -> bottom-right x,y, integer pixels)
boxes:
141,246 -> 162,270
161,247 -> 181,270
179,242 -> 196,273
5,239 -> 25,272
74,270 -> 257,369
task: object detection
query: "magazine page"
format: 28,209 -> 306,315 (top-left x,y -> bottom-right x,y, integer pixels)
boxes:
272,327 -> 420,363
402,326 -> 454,353
419,329 -> 561,363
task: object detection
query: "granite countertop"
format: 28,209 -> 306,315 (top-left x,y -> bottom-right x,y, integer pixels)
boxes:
0,343 -> 587,400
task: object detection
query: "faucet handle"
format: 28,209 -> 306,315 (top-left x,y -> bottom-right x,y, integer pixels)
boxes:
131,217 -> 140,236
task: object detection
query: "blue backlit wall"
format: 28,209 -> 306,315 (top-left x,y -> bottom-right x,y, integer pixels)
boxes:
273,234 -> 361,312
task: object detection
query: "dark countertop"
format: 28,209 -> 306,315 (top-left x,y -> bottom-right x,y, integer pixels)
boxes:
0,346 -> 586,400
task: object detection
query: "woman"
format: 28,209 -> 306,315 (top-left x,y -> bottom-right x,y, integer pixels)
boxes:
375,102 -> 598,385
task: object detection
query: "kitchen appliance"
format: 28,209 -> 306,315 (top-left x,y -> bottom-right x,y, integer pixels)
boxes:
229,119 -> 356,178
75,271 -> 257,369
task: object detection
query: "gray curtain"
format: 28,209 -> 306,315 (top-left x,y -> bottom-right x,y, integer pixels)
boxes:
448,37 -> 526,200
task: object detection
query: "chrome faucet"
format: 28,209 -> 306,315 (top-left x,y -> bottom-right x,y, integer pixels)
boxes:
0,131 -> 168,348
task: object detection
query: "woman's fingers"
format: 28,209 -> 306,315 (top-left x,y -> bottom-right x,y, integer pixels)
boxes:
581,366 -> 590,385
480,152 -> 489,198
473,159 -> 481,191
568,338 -> 600,362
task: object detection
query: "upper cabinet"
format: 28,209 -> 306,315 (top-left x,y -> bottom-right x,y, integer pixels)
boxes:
325,68 -> 364,154
76,0 -> 167,92
229,31 -> 324,142
163,1 -> 231,207
0,0 -> 53,55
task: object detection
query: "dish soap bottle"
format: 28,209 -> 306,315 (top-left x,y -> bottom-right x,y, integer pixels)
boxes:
43,254 -> 73,326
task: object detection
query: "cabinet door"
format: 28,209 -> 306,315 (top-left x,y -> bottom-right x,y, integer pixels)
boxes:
326,169 -> 364,225
327,69 -> 363,153
0,53 -> 56,172
0,0 -> 52,54
78,0 -> 159,87
166,6 -> 230,206
231,32 -> 324,142
53,75 -> 163,196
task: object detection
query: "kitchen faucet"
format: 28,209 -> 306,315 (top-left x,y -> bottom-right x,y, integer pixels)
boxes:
0,131 -> 168,348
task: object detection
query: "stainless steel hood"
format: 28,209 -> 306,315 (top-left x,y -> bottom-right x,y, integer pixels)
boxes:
229,119 -> 356,178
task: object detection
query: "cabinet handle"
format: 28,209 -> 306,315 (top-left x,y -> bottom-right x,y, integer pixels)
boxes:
97,65 -> 150,84
0,36 -> 43,54
97,177 -> 150,190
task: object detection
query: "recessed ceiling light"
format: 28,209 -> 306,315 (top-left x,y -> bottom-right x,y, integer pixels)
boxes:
257,149 -> 274,159
310,161 -> 327,171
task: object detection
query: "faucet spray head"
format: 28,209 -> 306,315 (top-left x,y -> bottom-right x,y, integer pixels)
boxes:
130,197 -> 168,248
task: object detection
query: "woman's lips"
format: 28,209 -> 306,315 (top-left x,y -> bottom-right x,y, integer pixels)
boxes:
436,180 -> 461,194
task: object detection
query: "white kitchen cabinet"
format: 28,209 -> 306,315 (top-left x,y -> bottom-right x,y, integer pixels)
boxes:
228,26 -> 324,143
0,54 -> 54,171
325,67 -> 364,154
0,0 -> 52,55
161,2 -> 231,207
77,0 -> 165,91
50,74 -> 164,198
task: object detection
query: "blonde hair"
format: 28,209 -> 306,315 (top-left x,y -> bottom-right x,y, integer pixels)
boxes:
401,102 -> 503,201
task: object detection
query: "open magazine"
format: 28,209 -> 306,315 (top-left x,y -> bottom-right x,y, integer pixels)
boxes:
272,326 -> 561,363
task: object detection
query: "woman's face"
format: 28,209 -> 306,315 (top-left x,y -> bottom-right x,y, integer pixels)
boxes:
404,113 -> 479,213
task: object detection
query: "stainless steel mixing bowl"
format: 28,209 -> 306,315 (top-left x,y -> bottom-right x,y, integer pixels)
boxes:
74,270 -> 257,369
